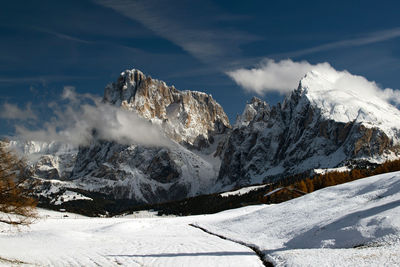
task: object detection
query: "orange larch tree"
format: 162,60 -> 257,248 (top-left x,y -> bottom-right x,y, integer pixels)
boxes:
0,141 -> 37,226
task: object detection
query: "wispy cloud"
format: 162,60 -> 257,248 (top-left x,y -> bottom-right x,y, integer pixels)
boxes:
0,103 -> 37,120
11,87 -> 171,147
31,27 -> 92,44
0,75 -> 96,85
92,0 -> 258,65
274,28 -> 400,58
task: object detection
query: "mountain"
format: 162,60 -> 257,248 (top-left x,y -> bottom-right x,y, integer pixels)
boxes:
69,69 -> 231,202
10,69 -> 231,204
7,68 -> 400,207
217,70 -> 400,188
103,69 -> 230,147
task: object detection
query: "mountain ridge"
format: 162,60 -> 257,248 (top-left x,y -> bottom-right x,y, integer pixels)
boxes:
216,70 -> 400,188
7,67 -> 400,204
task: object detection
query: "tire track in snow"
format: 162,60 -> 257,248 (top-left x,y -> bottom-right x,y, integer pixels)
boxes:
189,224 -> 274,267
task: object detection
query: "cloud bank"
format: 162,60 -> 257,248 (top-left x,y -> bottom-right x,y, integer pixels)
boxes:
227,58 -> 400,106
7,87 -> 171,147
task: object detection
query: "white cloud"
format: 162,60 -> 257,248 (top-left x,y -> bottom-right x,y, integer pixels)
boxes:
0,102 -> 37,120
13,87 -> 172,147
227,58 -> 400,106
226,59 -> 332,94
382,88 -> 400,105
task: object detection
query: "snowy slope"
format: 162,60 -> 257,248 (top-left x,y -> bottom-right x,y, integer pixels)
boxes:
197,171 -> 400,266
0,208 -> 264,267
300,70 -> 400,142
220,184 -> 269,197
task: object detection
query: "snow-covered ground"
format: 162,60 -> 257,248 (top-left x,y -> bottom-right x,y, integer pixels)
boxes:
0,206 -> 265,267
51,190 -> 93,205
198,171 -> 400,266
313,166 -> 351,175
220,184 -> 269,197
1,171 -> 400,266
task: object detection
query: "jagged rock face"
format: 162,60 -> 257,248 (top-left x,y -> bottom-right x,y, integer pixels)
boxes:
235,96 -> 270,127
70,140 -> 219,202
217,73 -> 400,188
103,69 -> 230,146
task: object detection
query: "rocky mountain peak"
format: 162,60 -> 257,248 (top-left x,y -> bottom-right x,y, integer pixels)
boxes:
296,70 -> 400,142
235,96 -> 270,128
103,69 -> 231,146
217,70 -> 400,189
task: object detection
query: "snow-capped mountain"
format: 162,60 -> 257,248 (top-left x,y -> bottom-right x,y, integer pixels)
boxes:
9,69 -> 230,203
66,69 -> 231,202
217,70 -> 400,188
8,68 -> 400,204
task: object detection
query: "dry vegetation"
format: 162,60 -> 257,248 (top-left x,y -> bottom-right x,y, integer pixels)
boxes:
0,141 -> 37,226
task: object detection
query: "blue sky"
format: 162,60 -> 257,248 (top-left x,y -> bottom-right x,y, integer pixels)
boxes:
1,0 -> 400,137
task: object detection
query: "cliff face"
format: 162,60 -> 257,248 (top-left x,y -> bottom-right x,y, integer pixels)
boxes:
104,69 -> 230,147
217,71 -> 400,188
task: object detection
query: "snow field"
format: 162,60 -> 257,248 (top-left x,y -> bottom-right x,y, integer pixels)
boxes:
1,172 -> 400,266
197,171 -> 400,266
0,207 -> 264,267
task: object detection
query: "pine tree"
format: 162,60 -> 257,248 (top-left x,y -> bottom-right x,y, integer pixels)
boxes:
0,141 -> 37,226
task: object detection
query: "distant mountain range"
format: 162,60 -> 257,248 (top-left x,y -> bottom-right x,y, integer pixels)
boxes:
7,68 -> 400,206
